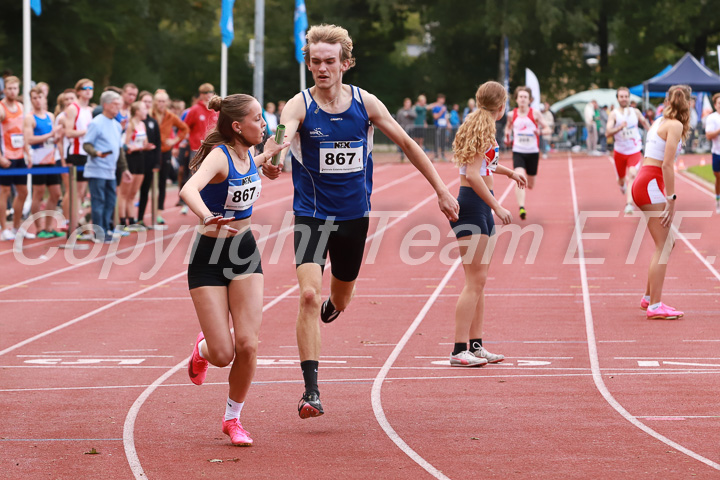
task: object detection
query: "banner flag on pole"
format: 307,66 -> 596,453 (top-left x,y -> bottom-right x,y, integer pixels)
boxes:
220,0 -> 235,47
294,0 -> 308,64
525,68 -> 541,111
503,36 -> 510,112
31,0 -> 41,15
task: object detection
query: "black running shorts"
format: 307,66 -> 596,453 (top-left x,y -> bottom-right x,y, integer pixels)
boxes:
187,230 -> 263,289
294,215 -> 369,283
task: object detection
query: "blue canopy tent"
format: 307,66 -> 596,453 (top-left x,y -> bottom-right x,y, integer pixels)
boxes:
643,53 -> 720,105
629,65 -> 671,98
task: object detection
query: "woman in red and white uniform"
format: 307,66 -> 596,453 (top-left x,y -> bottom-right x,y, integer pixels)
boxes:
631,85 -> 691,320
504,86 -> 551,220
605,87 -> 650,214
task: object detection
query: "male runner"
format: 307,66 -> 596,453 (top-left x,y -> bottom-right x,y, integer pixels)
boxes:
605,86 -> 650,214
504,86 -> 551,220
24,86 -> 64,238
263,24 -> 458,419
0,76 -> 32,240
704,93 -> 720,214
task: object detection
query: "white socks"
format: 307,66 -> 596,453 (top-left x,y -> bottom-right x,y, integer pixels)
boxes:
643,295 -> 650,302
225,397 -> 244,421
649,302 -> 662,311
197,339 -> 207,360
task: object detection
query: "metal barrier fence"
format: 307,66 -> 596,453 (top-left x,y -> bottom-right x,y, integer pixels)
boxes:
374,122 -> 714,155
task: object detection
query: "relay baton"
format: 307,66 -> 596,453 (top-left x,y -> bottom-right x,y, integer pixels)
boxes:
271,125 -> 285,165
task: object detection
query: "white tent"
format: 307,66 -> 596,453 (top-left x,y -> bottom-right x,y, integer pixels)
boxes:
550,88 -> 643,116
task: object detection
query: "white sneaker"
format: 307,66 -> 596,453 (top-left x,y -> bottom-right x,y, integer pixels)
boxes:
180,206 -> 188,215
624,203 -> 634,215
14,228 -> 35,239
716,202 -> 720,215
450,350 -> 488,367
0,229 -> 15,241
471,345 -> 505,364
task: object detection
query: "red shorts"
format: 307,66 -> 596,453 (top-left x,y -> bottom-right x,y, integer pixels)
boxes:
613,151 -> 642,179
631,165 -> 666,207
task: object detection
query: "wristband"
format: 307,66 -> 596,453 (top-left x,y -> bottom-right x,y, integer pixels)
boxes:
203,214 -> 215,225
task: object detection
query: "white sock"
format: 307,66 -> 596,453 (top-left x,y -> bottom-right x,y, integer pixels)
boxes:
643,295 -> 651,302
649,302 -> 662,311
224,398 -> 244,421
197,339 -> 207,360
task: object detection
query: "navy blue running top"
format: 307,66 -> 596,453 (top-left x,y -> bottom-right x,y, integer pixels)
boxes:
199,145 -> 262,220
290,85 -> 374,220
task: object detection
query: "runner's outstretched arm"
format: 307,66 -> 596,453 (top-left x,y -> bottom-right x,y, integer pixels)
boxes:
262,93 -> 305,180
362,90 -> 459,221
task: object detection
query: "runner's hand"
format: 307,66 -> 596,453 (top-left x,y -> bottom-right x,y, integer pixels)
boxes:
495,205 -> 513,225
660,200 -> 675,228
512,171 -> 528,189
262,162 -> 283,180
203,215 -> 239,234
438,190 -> 459,222
0,157 -> 10,168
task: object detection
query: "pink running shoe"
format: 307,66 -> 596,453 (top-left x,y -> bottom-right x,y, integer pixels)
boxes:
188,331 -> 209,385
222,418 -> 253,446
647,303 -> 684,320
640,297 -> 649,310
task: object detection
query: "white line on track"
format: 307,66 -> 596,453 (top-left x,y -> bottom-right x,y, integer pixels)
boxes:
568,153 -> 720,471
370,180 -> 515,479
122,172 -> 457,479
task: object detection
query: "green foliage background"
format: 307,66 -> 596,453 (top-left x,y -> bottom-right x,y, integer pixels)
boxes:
1,0 -> 719,110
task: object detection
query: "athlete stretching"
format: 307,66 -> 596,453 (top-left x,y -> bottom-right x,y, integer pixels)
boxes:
605,87 -> 650,214
263,24 -> 459,418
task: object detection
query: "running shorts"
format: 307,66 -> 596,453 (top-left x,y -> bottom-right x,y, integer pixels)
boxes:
0,159 -> 28,186
31,160 -> 62,186
613,151 -> 642,179
294,215 -> 369,282
449,186 -> 496,238
512,152 -> 540,176
66,154 -> 88,181
187,230 -> 263,289
631,165 -> 666,207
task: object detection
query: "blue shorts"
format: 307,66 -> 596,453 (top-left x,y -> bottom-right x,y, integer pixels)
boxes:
449,186 -> 495,238
712,153 -> 720,173
0,159 -> 28,186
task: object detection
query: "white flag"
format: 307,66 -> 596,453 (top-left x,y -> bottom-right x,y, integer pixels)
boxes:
525,68 -> 541,111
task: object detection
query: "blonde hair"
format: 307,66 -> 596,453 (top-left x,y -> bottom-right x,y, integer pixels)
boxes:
302,24 -> 356,69
452,81 -> 507,166
127,101 -> 144,138
4,76 -> 20,87
664,85 -> 692,140
191,94 -> 257,171
74,78 -> 92,91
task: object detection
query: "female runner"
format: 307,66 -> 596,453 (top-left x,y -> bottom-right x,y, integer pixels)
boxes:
632,85 -> 691,320
180,94 -> 289,445
449,81 -> 527,366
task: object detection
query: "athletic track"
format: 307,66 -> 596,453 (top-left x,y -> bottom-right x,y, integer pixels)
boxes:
1,152 -> 718,479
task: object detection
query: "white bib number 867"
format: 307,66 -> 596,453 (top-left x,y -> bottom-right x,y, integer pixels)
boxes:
225,179 -> 261,211
319,141 -> 363,173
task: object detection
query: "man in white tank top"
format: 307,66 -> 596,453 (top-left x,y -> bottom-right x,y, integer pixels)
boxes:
605,87 -> 650,214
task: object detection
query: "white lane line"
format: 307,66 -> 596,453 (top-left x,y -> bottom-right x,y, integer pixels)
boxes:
568,153 -> 720,471
369,179 -> 515,480
677,169 -> 716,198
671,225 -> 720,282
371,257 -> 460,480
123,174 -> 457,480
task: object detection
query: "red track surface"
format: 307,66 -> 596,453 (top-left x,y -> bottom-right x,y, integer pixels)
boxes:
1,153 -> 718,479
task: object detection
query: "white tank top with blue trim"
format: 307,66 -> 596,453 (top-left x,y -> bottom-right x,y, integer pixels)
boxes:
289,85 -> 374,221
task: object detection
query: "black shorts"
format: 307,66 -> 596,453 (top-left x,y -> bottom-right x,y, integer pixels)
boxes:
512,152 -> 540,176
187,230 -> 263,290
126,152 -> 145,175
66,154 -> 88,181
31,160 -> 62,186
294,215 -> 369,282
449,186 -> 496,238
0,159 -> 28,186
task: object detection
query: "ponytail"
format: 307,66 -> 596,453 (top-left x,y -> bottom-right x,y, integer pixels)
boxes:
190,94 -> 257,171
664,85 -> 691,140
452,81 -> 507,166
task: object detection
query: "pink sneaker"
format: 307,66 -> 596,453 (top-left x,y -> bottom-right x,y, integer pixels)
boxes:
222,418 -> 253,446
647,303 -> 684,320
188,332 -> 208,385
640,296 -> 649,310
